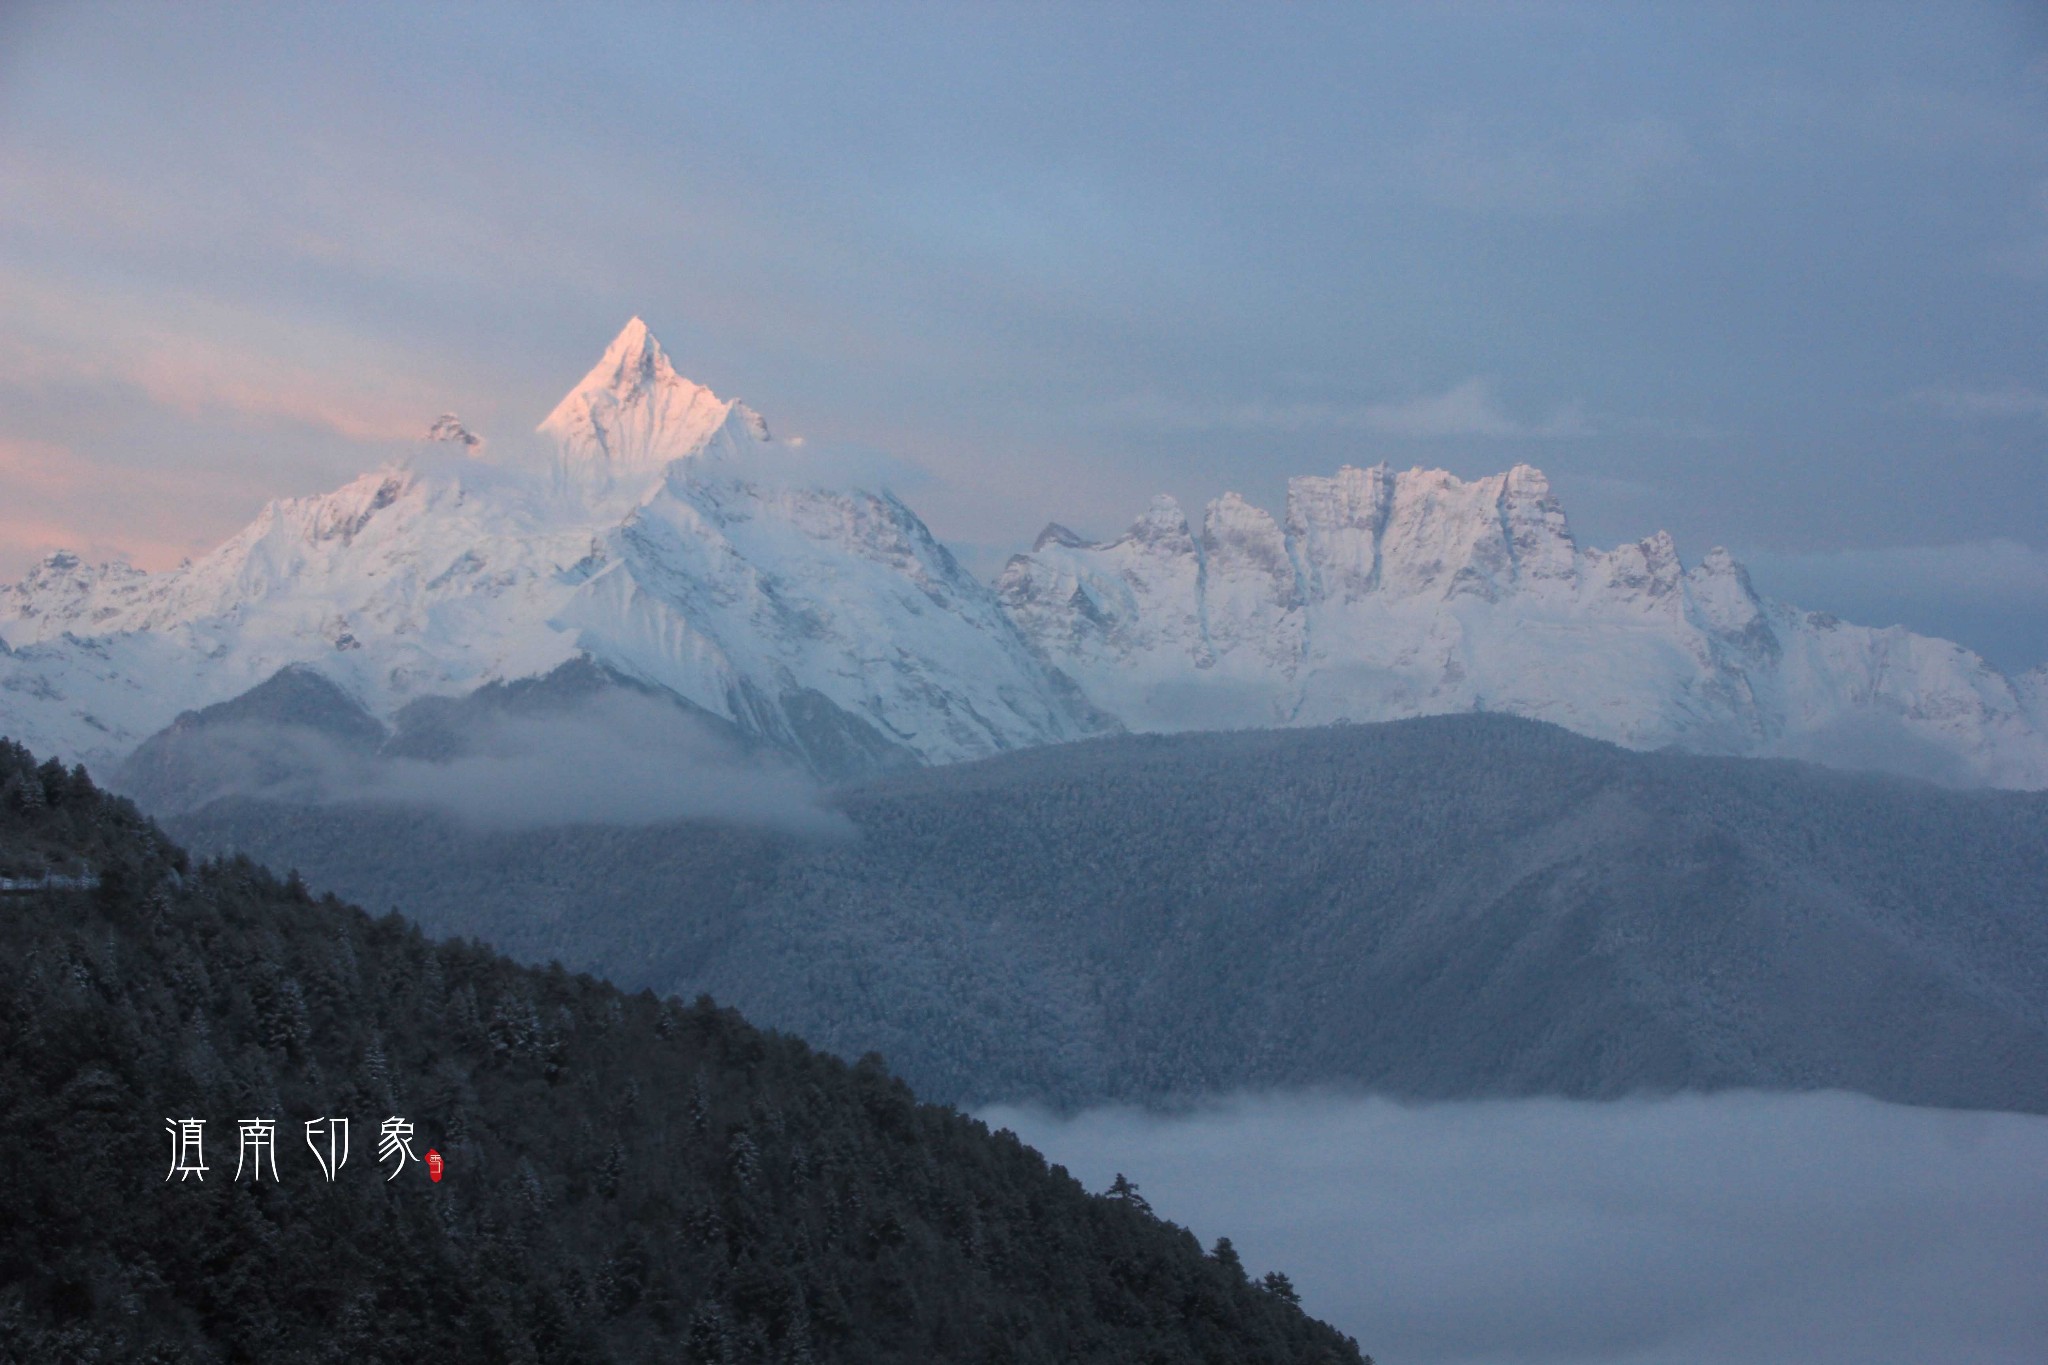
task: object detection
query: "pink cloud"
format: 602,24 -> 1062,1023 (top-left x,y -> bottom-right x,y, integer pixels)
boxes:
0,515 -> 205,576
0,332 -> 430,445
0,266 -> 449,444
0,437 -> 237,577
0,437 -> 83,495
127,347 -> 426,442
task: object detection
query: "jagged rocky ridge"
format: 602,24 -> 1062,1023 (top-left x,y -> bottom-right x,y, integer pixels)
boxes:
997,465 -> 2048,787
1,318 -> 2042,786
0,739 -> 1364,1362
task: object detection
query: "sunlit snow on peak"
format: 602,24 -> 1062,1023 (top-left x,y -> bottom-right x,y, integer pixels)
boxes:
537,318 -> 771,506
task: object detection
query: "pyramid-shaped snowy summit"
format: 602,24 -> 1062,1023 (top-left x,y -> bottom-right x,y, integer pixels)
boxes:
0,318 -> 2043,790
539,318 -> 770,502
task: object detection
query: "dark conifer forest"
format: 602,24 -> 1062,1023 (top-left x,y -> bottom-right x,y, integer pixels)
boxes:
0,739 -> 1366,1363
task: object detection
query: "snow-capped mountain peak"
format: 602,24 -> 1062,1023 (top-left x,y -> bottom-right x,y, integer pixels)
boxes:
1,327 -> 2042,792
0,319 -> 1093,779
997,463 -> 2048,786
537,318 -> 770,505
546,314 -> 678,406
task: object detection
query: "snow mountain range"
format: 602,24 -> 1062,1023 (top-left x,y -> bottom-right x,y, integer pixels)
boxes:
3,318 -> 2043,789
999,465 -> 2048,786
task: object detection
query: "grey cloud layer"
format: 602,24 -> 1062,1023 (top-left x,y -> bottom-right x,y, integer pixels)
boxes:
985,1091 -> 2048,1365
138,692 -> 843,833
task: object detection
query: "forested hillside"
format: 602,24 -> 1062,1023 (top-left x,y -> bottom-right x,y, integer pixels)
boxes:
0,740 -> 1364,1363
173,715 -> 2048,1113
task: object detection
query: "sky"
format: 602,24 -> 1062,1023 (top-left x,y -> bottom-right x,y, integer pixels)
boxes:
988,1090 -> 2048,1364
1,2 -> 2044,668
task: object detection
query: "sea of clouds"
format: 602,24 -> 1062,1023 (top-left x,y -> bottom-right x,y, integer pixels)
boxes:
983,1090 -> 2048,1365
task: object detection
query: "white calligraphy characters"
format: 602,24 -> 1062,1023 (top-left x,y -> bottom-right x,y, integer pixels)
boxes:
378,1116 -> 418,1181
167,1115 -> 429,1182
305,1117 -> 350,1181
236,1119 -> 279,1182
165,1117 -> 208,1181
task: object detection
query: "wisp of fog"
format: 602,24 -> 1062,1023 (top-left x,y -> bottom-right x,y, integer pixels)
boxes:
146,691 -> 844,832
353,693 -> 841,831
983,1090 -> 2048,1365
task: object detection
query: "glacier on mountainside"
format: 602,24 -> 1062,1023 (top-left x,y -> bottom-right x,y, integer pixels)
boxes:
1,319 -> 2043,789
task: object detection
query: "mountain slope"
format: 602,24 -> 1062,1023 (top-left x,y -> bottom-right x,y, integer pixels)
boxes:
169,714 -> 2048,1114
0,739 -> 1364,1363
996,464 -> 2048,787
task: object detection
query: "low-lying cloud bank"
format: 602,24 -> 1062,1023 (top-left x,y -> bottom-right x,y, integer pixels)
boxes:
355,701 -> 841,831
982,1090 -> 2048,1365
131,691 -> 844,833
